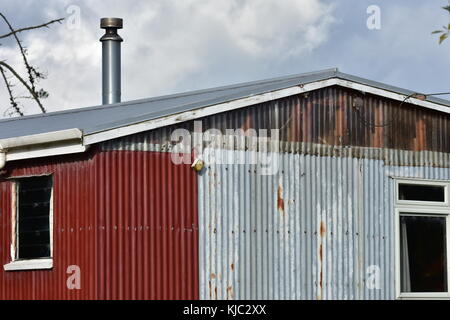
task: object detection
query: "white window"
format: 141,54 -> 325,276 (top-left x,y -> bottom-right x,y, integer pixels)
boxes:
3,175 -> 53,271
395,179 -> 450,299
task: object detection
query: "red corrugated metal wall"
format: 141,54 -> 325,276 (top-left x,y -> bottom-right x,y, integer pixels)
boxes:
0,149 -> 198,299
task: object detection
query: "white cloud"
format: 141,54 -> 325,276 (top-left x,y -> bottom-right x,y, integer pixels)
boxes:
192,0 -> 335,58
0,0 -> 336,116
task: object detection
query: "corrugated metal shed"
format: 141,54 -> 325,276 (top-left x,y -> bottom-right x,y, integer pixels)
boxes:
1,69 -> 450,300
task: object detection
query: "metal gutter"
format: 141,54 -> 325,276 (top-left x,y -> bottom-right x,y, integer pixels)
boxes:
0,128 -> 86,168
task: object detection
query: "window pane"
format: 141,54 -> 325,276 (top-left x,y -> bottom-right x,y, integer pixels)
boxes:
17,176 -> 52,260
400,215 -> 447,293
398,184 -> 445,202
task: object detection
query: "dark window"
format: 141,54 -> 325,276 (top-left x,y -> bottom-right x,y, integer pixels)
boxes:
17,176 -> 52,260
398,183 -> 445,202
400,215 -> 447,292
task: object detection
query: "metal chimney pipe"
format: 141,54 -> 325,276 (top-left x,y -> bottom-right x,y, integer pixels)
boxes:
100,18 -> 123,105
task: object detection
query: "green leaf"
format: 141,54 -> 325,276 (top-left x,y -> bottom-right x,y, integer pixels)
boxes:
443,5 -> 450,12
432,30 -> 443,34
439,33 -> 448,44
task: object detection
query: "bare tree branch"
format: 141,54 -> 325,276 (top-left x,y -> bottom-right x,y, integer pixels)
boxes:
0,13 -> 63,115
0,61 -> 46,113
0,13 -> 39,96
0,17 -> 64,40
0,66 -> 23,116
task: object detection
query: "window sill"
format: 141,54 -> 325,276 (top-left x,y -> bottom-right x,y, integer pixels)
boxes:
397,293 -> 450,300
3,259 -> 53,271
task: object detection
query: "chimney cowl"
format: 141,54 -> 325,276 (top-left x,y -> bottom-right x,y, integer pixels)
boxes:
100,17 -> 123,29
100,17 -> 123,42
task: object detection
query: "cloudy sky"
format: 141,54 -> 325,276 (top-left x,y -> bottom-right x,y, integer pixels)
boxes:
0,0 -> 449,117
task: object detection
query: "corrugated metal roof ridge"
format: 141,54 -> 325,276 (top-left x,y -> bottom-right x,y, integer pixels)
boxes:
0,68 -> 339,125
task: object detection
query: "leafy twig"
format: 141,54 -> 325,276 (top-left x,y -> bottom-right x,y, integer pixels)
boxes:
432,5 -> 450,43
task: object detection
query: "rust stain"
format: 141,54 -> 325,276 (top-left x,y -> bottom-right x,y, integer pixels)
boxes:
373,104 -> 383,148
319,243 -> 323,262
319,243 -> 323,288
277,185 -> 284,213
318,220 -> 325,300
214,287 -> 218,298
320,221 -> 326,238
227,286 -> 234,300
241,114 -> 253,131
230,263 -> 234,271
210,273 -> 216,279
414,116 -> 426,151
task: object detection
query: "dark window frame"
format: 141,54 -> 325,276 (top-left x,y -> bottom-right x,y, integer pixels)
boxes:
12,175 -> 54,262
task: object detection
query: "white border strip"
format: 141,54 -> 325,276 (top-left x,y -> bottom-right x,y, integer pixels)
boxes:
0,128 -> 86,165
0,128 -> 82,150
6,144 -> 86,162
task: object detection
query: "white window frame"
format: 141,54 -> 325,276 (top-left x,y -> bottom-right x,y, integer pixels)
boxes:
3,175 -> 54,271
395,178 -> 450,300
396,179 -> 448,207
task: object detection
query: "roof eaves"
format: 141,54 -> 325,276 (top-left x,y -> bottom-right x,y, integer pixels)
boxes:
335,71 -> 450,108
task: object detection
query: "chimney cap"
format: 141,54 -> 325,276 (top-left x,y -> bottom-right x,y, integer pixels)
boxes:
100,17 -> 123,29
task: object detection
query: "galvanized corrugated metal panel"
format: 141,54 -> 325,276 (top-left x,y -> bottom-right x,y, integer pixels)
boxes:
0,150 -> 199,300
198,149 -> 450,300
